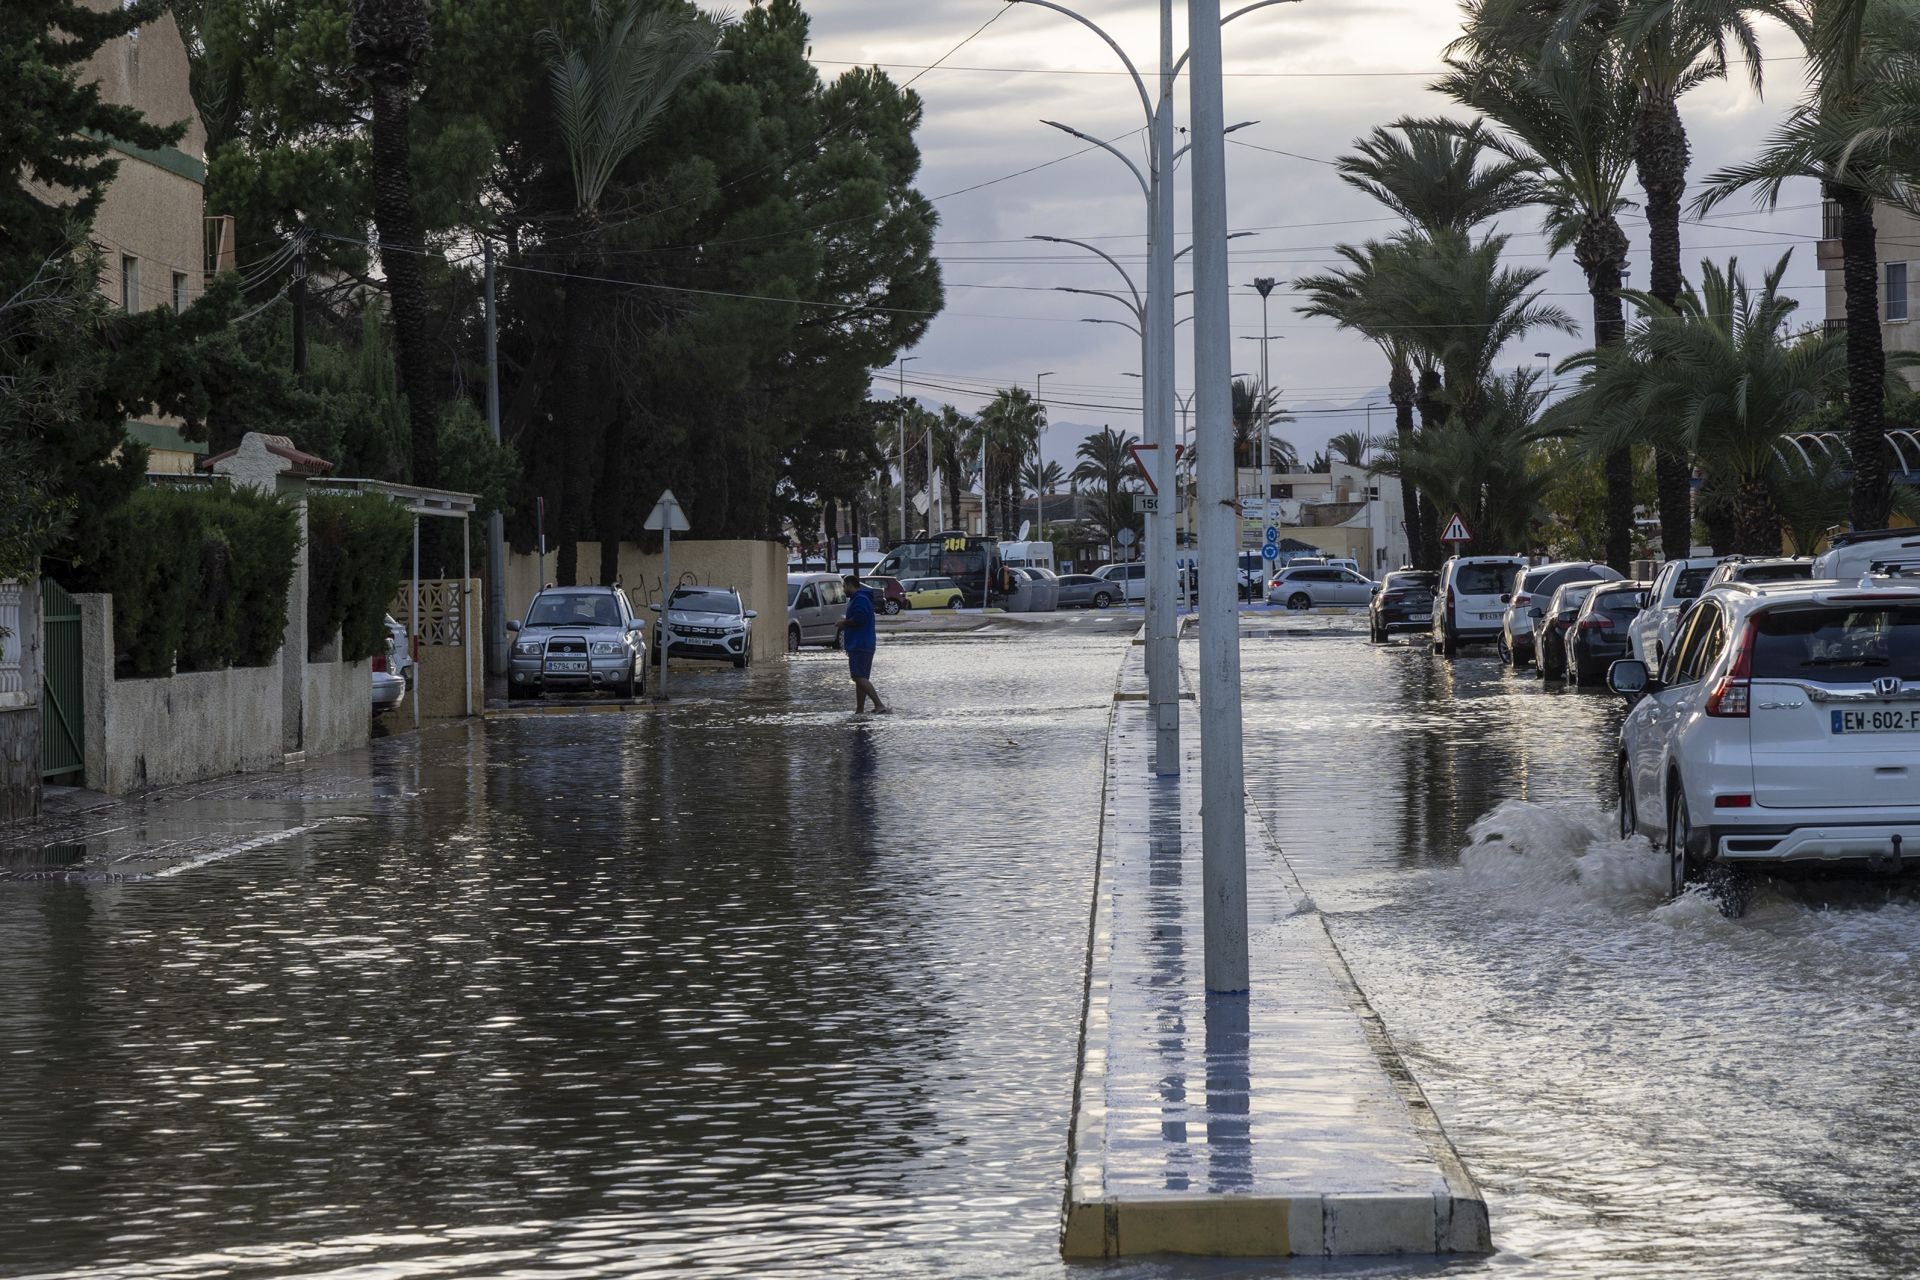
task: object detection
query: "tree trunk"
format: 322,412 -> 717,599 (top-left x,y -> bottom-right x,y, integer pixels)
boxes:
1389,356 -> 1421,570
1730,473 -> 1782,556
1416,366 -> 1445,568
366,76 -> 439,489
1579,217 -> 1634,574
1836,184 -> 1890,530
597,414 -> 627,588
1633,87 -> 1695,558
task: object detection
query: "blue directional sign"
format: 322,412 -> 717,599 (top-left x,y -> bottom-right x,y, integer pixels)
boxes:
1264,526 -> 1279,545
1261,543 -> 1279,561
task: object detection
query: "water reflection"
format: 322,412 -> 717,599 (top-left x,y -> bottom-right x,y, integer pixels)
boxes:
1202,994 -> 1252,1195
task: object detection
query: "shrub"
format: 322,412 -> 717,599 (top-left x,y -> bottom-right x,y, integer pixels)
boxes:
74,484 -> 299,678
307,492 -> 413,660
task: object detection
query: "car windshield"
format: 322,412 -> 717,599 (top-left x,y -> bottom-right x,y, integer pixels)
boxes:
1556,585 -> 1599,612
1751,605 -> 1920,680
1741,562 -> 1813,584
526,593 -> 621,627
1673,567 -> 1714,601
1454,563 -> 1518,595
1591,588 -> 1647,613
671,590 -> 740,614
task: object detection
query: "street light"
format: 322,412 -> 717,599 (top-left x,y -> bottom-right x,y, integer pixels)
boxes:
897,355 -> 918,544
1035,371 -> 1057,540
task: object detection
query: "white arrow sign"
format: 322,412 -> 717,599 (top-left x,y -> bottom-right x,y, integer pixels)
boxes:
644,489 -> 690,533
1439,511 -> 1473,543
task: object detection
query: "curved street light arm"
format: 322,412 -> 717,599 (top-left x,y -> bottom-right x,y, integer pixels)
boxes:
1006,0 -> 1155,125
1172,0 -> 1302,82
1081,316 -> 1143,337
1041,120 -> 1151,203
1031,234 -> 1144,309
1174,230 -> 1254,263
1054,284 -> 1146,321
1174,120 -> 1258,164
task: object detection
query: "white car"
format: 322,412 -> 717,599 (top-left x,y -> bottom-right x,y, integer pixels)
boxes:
1266,565 -> 1377,608
1628,557 -> 1723,668
1093,562 -> 1147,603
372,614 -> 412,715
1611,580 -> 1920,898
1432,555 -> 1527,657
1811,527 -> 1920,580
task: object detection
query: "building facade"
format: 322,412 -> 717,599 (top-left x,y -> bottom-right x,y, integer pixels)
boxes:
1820,199 -> 1920,390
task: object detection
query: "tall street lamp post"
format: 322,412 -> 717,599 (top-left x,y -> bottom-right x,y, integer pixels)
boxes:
1035,370 -> 1055,539
897,355 -> 918,544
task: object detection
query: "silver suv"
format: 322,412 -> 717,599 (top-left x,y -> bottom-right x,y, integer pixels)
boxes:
508,585 -> 648,698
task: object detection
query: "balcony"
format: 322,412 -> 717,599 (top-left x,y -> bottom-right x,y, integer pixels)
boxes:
1817,238 -> 1845,271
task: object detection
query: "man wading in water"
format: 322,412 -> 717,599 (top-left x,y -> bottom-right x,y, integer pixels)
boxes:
838,574 -> 890,714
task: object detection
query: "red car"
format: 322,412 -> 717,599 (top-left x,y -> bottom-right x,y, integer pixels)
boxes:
863,575 -> 909,616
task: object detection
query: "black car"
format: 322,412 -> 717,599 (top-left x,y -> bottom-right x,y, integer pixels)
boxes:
1564,581 -> 1648,685
1532,579 -> 1607,680
1368,569 -> 1437,643
1500,560 -> 1620,667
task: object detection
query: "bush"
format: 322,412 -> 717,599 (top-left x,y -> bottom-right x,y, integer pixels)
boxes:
307,492 -> 413,660
74,484 -> 300,678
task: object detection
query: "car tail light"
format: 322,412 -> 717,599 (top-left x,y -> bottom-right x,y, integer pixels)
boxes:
1705,622 -> 1754,718
1715,794 -> 1753,809
1576,616 -> 1614,631
371,654 -> 389,673
1512,593 -> 1531,607
1445,585 -> 1455,610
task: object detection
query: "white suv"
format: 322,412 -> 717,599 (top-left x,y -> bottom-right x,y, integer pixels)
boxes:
1432,555 -> 1526,657
1628,556 -> 1723,668
1610,580 -> 1920,897
1811,527 -> 1920,580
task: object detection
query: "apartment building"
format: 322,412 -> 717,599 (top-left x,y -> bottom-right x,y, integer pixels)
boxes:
1820,199 -> 1920,389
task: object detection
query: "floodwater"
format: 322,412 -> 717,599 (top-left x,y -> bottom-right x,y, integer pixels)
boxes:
4,616 -> 1916,1279
1239,627 -> 1920,1279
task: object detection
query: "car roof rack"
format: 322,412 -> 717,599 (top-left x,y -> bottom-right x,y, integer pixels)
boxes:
1830,527 -> 1920,548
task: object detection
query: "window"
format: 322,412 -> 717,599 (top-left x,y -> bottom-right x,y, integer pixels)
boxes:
795,586 -> 817,610
1889,261 -> 1910,323
120,255 -> 139,311
1666,604 -> 1724,685
172,271 -> 189,313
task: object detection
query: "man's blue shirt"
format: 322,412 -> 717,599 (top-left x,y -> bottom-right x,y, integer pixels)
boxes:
843,588 -> 877,651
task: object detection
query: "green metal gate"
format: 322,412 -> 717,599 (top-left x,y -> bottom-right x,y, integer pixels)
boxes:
40,579 -> 83,781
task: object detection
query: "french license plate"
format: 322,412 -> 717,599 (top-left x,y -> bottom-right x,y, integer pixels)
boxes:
545,659 -> 587,673
1832,708 -> 1920,734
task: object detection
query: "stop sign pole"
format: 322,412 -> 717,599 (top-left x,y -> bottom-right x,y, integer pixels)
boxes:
646,490 -> 691,702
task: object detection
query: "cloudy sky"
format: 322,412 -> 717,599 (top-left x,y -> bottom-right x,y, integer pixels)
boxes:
816,0 -> 1827,464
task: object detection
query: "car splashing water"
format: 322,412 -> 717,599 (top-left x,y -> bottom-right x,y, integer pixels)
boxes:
1239,634 -> 1920,1278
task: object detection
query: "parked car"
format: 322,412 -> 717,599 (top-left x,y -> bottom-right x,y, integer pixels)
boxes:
371,617 -> 407,715
1811,527 -> 1920,581
1432,555 -> 1528,657
1368,570 -> 1437,642
1267,564 -> 1377,609
1701,556 -> 1814,592
865,575 -> 910,615
1610,579 -> 1920,898
382,613 -> 415,689
1056,573 -> 1112,609
509,585 -> 648,697
1532,579 -> 1608,681
900,577 -> 966,610
1629,557 -> 1723,668
1564,581 -> 1649,686
788,573 -> 849,650
653,585 -> 756,669
1500,561 -> 1621,667
1093,562 -> 1148,603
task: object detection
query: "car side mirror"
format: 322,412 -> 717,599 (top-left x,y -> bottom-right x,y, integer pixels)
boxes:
649,603 -> 662,611
745,610 -> 758,620
1607,659 -> 1650,698
1499,593 -> 1512,604
626,618 -> 646,631
508,619 -> 521,632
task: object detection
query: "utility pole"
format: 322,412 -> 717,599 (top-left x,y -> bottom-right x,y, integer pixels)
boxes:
1188,0 -> 1250,994
483,239 -> 509,682
897,355 -> 917,544
291,228 -> 308,377
1147,0 -> 1180,775
928,416 -> 939,533
1035,371 -> 1055,539
1253,277 -> 1276,558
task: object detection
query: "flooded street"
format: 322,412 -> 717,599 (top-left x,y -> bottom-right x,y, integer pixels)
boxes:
1240,628 -> 1920,1279
3,618 -> 1916,1278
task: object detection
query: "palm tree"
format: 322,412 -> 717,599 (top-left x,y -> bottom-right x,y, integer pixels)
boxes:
1229,379 -> 1298,471
1696,0 -> 1920,530
1396,368 -> 1561,552
1507,0 -> 1808,556
933,405 -> 974,530
1552,254 -> 1881,553
1441,6 -> 1641,570
1327,431 -> 1375,467
1020,457 -> 1066,498
1073,426 -> 1142,557
350,0 -> 438,488
975,387 -> 1046,537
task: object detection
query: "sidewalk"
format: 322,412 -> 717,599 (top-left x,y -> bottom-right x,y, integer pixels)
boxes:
1061,637 -> 1489,1258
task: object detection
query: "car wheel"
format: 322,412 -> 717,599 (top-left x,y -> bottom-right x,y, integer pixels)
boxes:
1618,758 -> 1637,840
1287,592 -> 1311,611
1666,783 -> 1702,898
1439,626 -> 1457,658
1497,632 -> 1512,665
788,625 -> 801,653
733,655 -> 748,669
949,596 -> 964,610
884,599 -> 901,616
1093,591 -> 1113,609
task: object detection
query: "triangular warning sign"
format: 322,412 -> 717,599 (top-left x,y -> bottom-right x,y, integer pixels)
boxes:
1440,511 -> 1473,543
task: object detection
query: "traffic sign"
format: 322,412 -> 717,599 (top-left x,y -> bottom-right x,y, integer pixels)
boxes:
1117,527 -> 1137,547
1261,543 -> 1279,561
1125,443 -> 1160,494
1440,511 -> 1472,543
1133,493 -> 1160,515
643,489 -> 690,533
1264,525 -> 1279,545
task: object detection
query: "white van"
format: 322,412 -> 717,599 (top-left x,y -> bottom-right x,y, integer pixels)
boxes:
1432,555 -> 1527,657
786,573 -> 847,651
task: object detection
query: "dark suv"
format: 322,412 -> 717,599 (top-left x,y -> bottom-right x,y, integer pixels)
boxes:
1368,569 -> 1436,642
508,585 -> 648,698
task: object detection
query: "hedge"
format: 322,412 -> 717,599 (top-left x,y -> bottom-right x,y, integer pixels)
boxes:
307,492 -> 413,660
76,485 -> 300,678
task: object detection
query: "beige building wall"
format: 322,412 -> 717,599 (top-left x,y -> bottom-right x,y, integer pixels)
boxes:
1821,201 -> 1920,390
